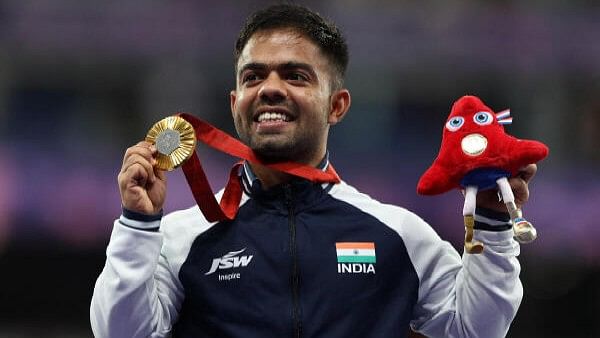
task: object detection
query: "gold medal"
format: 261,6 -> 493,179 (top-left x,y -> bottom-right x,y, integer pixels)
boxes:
145,116 -> 196,171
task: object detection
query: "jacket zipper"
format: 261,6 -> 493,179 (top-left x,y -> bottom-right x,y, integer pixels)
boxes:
285,184 -> 302,338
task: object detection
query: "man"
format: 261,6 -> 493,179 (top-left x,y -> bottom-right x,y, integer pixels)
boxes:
91,4 -> 534,337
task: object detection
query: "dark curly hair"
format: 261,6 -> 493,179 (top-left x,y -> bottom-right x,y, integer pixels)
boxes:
234,3 -> 349,89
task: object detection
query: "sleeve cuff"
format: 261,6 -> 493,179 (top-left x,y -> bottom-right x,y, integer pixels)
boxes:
119,207 -> 163,231
474,207 -> 512,232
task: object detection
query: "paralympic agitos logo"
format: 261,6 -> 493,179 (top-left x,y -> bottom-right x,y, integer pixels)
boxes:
205,248 -> 254,275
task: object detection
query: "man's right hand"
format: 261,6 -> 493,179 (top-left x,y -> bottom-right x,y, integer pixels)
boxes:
118,141 -> 167,215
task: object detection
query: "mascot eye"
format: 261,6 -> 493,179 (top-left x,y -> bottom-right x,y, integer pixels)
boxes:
446,116 -> 464,131
473,111 -> 493,125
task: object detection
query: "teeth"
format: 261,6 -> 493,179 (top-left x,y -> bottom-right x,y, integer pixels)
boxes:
257,112 -> 289,122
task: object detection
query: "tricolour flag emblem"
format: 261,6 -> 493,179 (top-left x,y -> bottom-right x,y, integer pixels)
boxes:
336,242 -> 376,263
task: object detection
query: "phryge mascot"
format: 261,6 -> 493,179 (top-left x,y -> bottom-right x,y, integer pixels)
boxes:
417,95 -> 549,253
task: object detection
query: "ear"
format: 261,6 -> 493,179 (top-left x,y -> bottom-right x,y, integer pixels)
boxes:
328,89 -> 351,125
230,90 -> 237,118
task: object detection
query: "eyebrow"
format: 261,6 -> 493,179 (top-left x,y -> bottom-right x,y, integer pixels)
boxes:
238,61 -> 318,79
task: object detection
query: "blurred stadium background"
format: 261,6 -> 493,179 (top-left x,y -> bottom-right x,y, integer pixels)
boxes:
0,1 -> 598,337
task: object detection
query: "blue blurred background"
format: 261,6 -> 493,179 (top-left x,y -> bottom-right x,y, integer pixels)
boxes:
0,1 -> 598,337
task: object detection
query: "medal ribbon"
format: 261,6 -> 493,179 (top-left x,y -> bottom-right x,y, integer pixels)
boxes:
177,112 -> 340,222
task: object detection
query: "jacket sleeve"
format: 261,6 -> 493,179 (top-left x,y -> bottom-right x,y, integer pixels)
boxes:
406,211 -> 523,338
90,217 -> 184,338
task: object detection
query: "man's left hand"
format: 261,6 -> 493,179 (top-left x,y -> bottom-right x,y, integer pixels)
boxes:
476,164 -> 538,212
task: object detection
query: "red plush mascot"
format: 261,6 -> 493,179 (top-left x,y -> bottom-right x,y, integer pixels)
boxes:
417,95 -> 548,254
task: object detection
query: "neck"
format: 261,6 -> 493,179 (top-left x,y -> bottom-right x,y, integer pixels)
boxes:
249,163 -> 294,189
249,152 -> 327,190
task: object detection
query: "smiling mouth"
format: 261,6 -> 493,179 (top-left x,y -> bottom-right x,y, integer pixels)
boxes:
255,111 -> 292,123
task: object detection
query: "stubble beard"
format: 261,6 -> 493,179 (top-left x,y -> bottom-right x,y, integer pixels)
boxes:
235,120 -> 325,165
244,131 -> 319,164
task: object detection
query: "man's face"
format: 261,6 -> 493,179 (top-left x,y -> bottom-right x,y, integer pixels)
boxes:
231,29 -> 341,165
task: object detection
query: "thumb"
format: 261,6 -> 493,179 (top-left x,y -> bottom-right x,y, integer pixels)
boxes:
155,167 -> 166,181
517,164 -> 537,183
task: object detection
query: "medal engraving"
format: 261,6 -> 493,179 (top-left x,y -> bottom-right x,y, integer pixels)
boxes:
156,129 -> 181,155
145,115 -> 197,171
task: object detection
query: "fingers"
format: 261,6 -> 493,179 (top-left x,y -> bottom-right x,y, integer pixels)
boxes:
509,163 -> 537,207
120,141 -> 158,185
122,154 -> 156,184
122,142 -> 157,167
154,166 -> 166,182
471,164 -> 538,211
509,178 -> 531,209
117,141 -> 168,215
517,163 -> 537,183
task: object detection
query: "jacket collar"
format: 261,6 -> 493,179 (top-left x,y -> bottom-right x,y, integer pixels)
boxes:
240,152 -> 335,203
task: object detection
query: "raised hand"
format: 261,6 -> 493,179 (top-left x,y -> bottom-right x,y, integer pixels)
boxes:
118,141 -> 167,215
476,164 -> 537,212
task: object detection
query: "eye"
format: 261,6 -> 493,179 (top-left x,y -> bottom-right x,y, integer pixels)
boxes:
473,111 -> 493,125
287,72 -> 308,82
445,116 -> 464,131
241,72 -> 261,84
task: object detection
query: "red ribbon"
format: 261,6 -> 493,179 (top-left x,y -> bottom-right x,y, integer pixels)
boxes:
178,112 -> 340,222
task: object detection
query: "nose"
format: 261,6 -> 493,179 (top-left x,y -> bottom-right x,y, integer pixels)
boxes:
258,72 -> 287,103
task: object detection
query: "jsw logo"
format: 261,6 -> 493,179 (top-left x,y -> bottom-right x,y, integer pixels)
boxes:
205,248 -> 254,275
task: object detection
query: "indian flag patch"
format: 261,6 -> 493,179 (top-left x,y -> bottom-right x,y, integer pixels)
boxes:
336,242 -> 376,263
